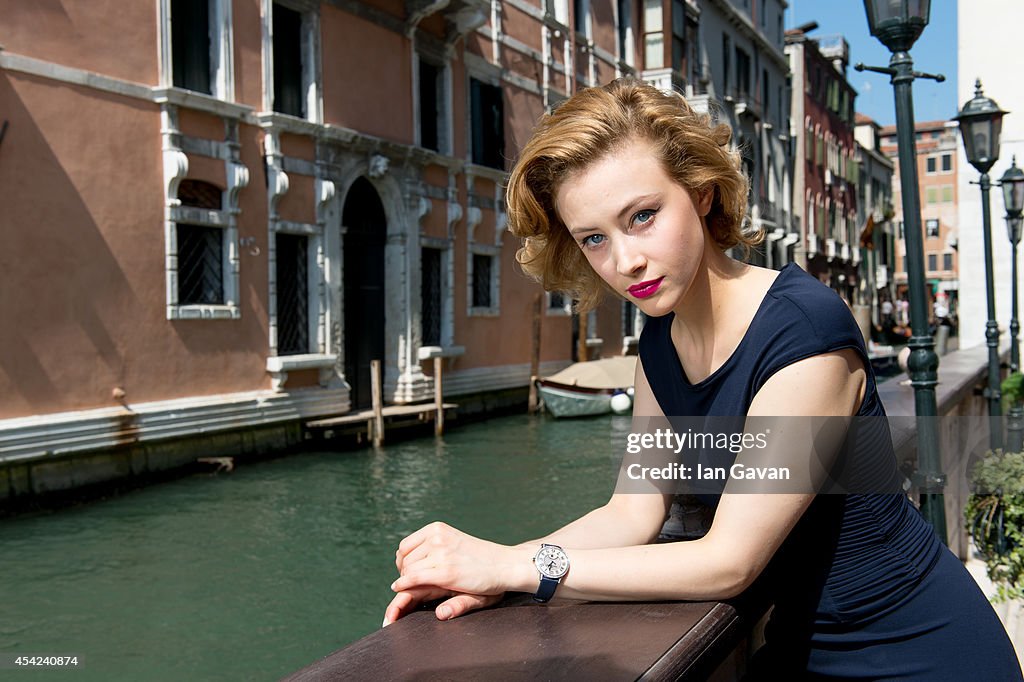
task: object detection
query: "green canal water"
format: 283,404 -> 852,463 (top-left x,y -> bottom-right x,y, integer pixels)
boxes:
0,414 -> 631,681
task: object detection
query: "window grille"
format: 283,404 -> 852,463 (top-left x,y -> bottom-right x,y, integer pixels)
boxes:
178,224 -> 224,304
171,0 -> 211,94
421,247 -> 442,346
472,253 -> 492,308
276,233 -> 309,355
178,179 -> 222,210
273,3 -> 305,118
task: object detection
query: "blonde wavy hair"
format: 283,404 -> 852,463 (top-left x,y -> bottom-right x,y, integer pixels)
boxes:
506,78 -> 757,312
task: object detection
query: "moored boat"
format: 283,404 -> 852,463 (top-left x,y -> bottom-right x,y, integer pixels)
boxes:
537,356 -> 637,418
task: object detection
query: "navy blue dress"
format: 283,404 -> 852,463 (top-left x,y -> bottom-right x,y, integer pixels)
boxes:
638,263 -> 1021,680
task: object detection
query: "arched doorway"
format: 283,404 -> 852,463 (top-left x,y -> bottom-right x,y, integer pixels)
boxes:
343,177 -> 387,409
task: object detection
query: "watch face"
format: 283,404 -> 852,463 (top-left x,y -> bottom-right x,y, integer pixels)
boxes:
535,545 -> 569,579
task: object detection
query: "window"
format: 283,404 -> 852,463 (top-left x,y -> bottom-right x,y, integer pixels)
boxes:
735,47 -> 751,99
942,153 -> 952,172
686,15 -> 700,88
266,1 -> 321,121
178,225 -> 224,304
926,219 -> 940,237
470,78 -> 505,169
941,185 -> 954,203
926,156 -> 936,174
762,69 -> 769,111
927,253 -> 938,272
421,247 -> 442,346
273,4 -> 304,118
722,34 -> 730,93
574,0 -> 589,35
643,0 -> 663,69
472,253 -> 494,308
623,301 -> 638,337
671,0 -> 685,72
171,0 -> 211,94
943,253 -> 953,270
418,58 -> 446,153
175,179 -> 229,308
926,187 -> 938,204
275,232 -> 310,355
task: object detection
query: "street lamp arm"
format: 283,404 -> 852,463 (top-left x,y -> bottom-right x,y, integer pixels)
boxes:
854,62 -> 944,82
854,62 -> 895,76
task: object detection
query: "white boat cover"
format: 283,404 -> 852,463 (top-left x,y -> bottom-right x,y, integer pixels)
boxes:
542,356 -> 637,390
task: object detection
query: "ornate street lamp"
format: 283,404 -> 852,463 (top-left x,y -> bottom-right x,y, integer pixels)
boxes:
1002,158 -> 1024,452
856,0 -> 948,542
1002,158 -> 1024,373
955,81 -> 1007,452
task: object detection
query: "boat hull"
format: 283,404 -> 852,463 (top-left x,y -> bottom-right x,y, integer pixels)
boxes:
537,382 -> 614,418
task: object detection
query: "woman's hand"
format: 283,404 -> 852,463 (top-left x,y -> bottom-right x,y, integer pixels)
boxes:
382,587 -> 504,626
392,522 -> 534,602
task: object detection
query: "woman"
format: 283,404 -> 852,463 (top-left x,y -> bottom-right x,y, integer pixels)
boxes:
383,79 -> 1021,679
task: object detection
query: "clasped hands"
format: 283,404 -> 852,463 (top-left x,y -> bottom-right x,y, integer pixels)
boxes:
382,521 -> 536,626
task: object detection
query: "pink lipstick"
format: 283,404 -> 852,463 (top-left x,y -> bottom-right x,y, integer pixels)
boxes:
627,277 -> 664,299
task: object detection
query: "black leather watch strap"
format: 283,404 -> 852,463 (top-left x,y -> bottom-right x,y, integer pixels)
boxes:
533,575 -> 560,603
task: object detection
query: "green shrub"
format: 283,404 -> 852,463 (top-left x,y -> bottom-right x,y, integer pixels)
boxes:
966,449 -> 1024,602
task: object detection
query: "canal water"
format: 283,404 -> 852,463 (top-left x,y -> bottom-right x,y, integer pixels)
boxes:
0,413 -> 630,681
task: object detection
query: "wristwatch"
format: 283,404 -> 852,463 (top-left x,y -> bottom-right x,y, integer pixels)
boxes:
532,543 -> 570,603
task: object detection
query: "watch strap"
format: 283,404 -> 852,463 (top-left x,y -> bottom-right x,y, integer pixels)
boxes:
533,575 -> 560,603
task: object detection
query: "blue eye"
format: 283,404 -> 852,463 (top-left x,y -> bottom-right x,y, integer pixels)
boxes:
633,210 -> 656,226
581,234 -> 605,248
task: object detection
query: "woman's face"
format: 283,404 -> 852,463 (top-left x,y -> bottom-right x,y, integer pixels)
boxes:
555,137 -> 713,318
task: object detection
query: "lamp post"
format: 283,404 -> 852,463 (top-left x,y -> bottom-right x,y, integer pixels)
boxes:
856,0 -> 947,542
955,80 -> 1007,452
1002,157 -> 1024,452
1002,158 -> 1024,371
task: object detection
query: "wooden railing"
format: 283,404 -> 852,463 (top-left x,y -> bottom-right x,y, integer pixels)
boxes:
286,344 -> 997,680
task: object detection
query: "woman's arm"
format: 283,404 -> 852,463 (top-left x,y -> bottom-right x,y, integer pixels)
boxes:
392,349 -> 866,606
384,358 -> 672,624
512,357 -> 675,551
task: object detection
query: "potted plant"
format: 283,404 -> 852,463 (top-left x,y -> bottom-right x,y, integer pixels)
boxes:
965,372 -> 1024,601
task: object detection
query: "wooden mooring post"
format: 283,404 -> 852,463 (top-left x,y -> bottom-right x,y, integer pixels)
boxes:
371,359 -> 384,447
433,356 -> 444,436
528,292 -> 543,413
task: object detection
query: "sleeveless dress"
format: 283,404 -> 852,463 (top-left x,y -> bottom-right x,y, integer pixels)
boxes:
638,263 -> 1022,680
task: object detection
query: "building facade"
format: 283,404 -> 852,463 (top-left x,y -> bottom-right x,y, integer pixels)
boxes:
854,113 -> 895,329
785,27 -> 860,302
0,0 -> 638,467
879,119 -> 960,317
957,0 -> 1024,351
